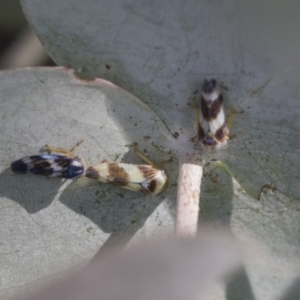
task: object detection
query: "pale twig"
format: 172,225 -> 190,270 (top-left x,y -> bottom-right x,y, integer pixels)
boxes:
175,156 -> 204,237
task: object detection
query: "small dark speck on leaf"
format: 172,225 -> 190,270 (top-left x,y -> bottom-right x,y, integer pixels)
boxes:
143,136 -> 151,141
173,132 -> 180,138
105,64 -> 111,70
134,123 -> 137,126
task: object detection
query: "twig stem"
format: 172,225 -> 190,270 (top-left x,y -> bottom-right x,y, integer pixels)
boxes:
175,158 -> 203,237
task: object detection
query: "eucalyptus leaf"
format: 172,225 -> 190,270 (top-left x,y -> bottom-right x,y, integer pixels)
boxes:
0,67 -> 176,299
22,0 -> 300,200
1,0 -> 300,298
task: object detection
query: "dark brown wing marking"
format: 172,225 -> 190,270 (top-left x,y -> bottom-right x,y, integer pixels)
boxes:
107,163 -> 130,186
201,94 -> 223,122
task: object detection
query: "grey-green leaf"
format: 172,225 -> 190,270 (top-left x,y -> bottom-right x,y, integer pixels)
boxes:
22,0 -> 300,200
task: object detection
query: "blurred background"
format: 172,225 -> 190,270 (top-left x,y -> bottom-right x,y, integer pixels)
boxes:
0,0 -> 54,70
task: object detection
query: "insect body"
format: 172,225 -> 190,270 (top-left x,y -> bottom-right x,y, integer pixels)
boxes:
11,141 -> 168,195
10,140 -> 85,179
85,145 -> 168,196
197,79 -> 229,152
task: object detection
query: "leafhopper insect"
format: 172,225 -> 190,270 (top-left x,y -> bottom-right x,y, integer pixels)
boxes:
10,140 -> 85,179
85,145 -> 168,195
197,79 -> 229,152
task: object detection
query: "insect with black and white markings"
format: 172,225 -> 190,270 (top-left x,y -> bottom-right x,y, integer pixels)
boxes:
196,79 -> 229,152
10,140 -> 86,179
85,144 -> 169,196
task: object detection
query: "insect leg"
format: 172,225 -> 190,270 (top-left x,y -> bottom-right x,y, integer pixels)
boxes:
69,139 -> 84,155
134,143 -> 172,169
134,143 -> 154,165
226,109 -> 243,135
43,140 -> 84,156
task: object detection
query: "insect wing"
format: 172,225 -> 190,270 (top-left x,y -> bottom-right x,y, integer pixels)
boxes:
136,165 -> 168,195
11,154 -> 84,179
86,163 -> 167,195
198,79 -> 229,152
208,104 -> 226,135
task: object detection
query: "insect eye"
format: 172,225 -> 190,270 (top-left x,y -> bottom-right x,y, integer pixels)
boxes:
203,136 -> 216,146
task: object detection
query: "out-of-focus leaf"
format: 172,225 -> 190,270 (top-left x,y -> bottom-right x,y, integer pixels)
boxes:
23,231 -> 243,300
